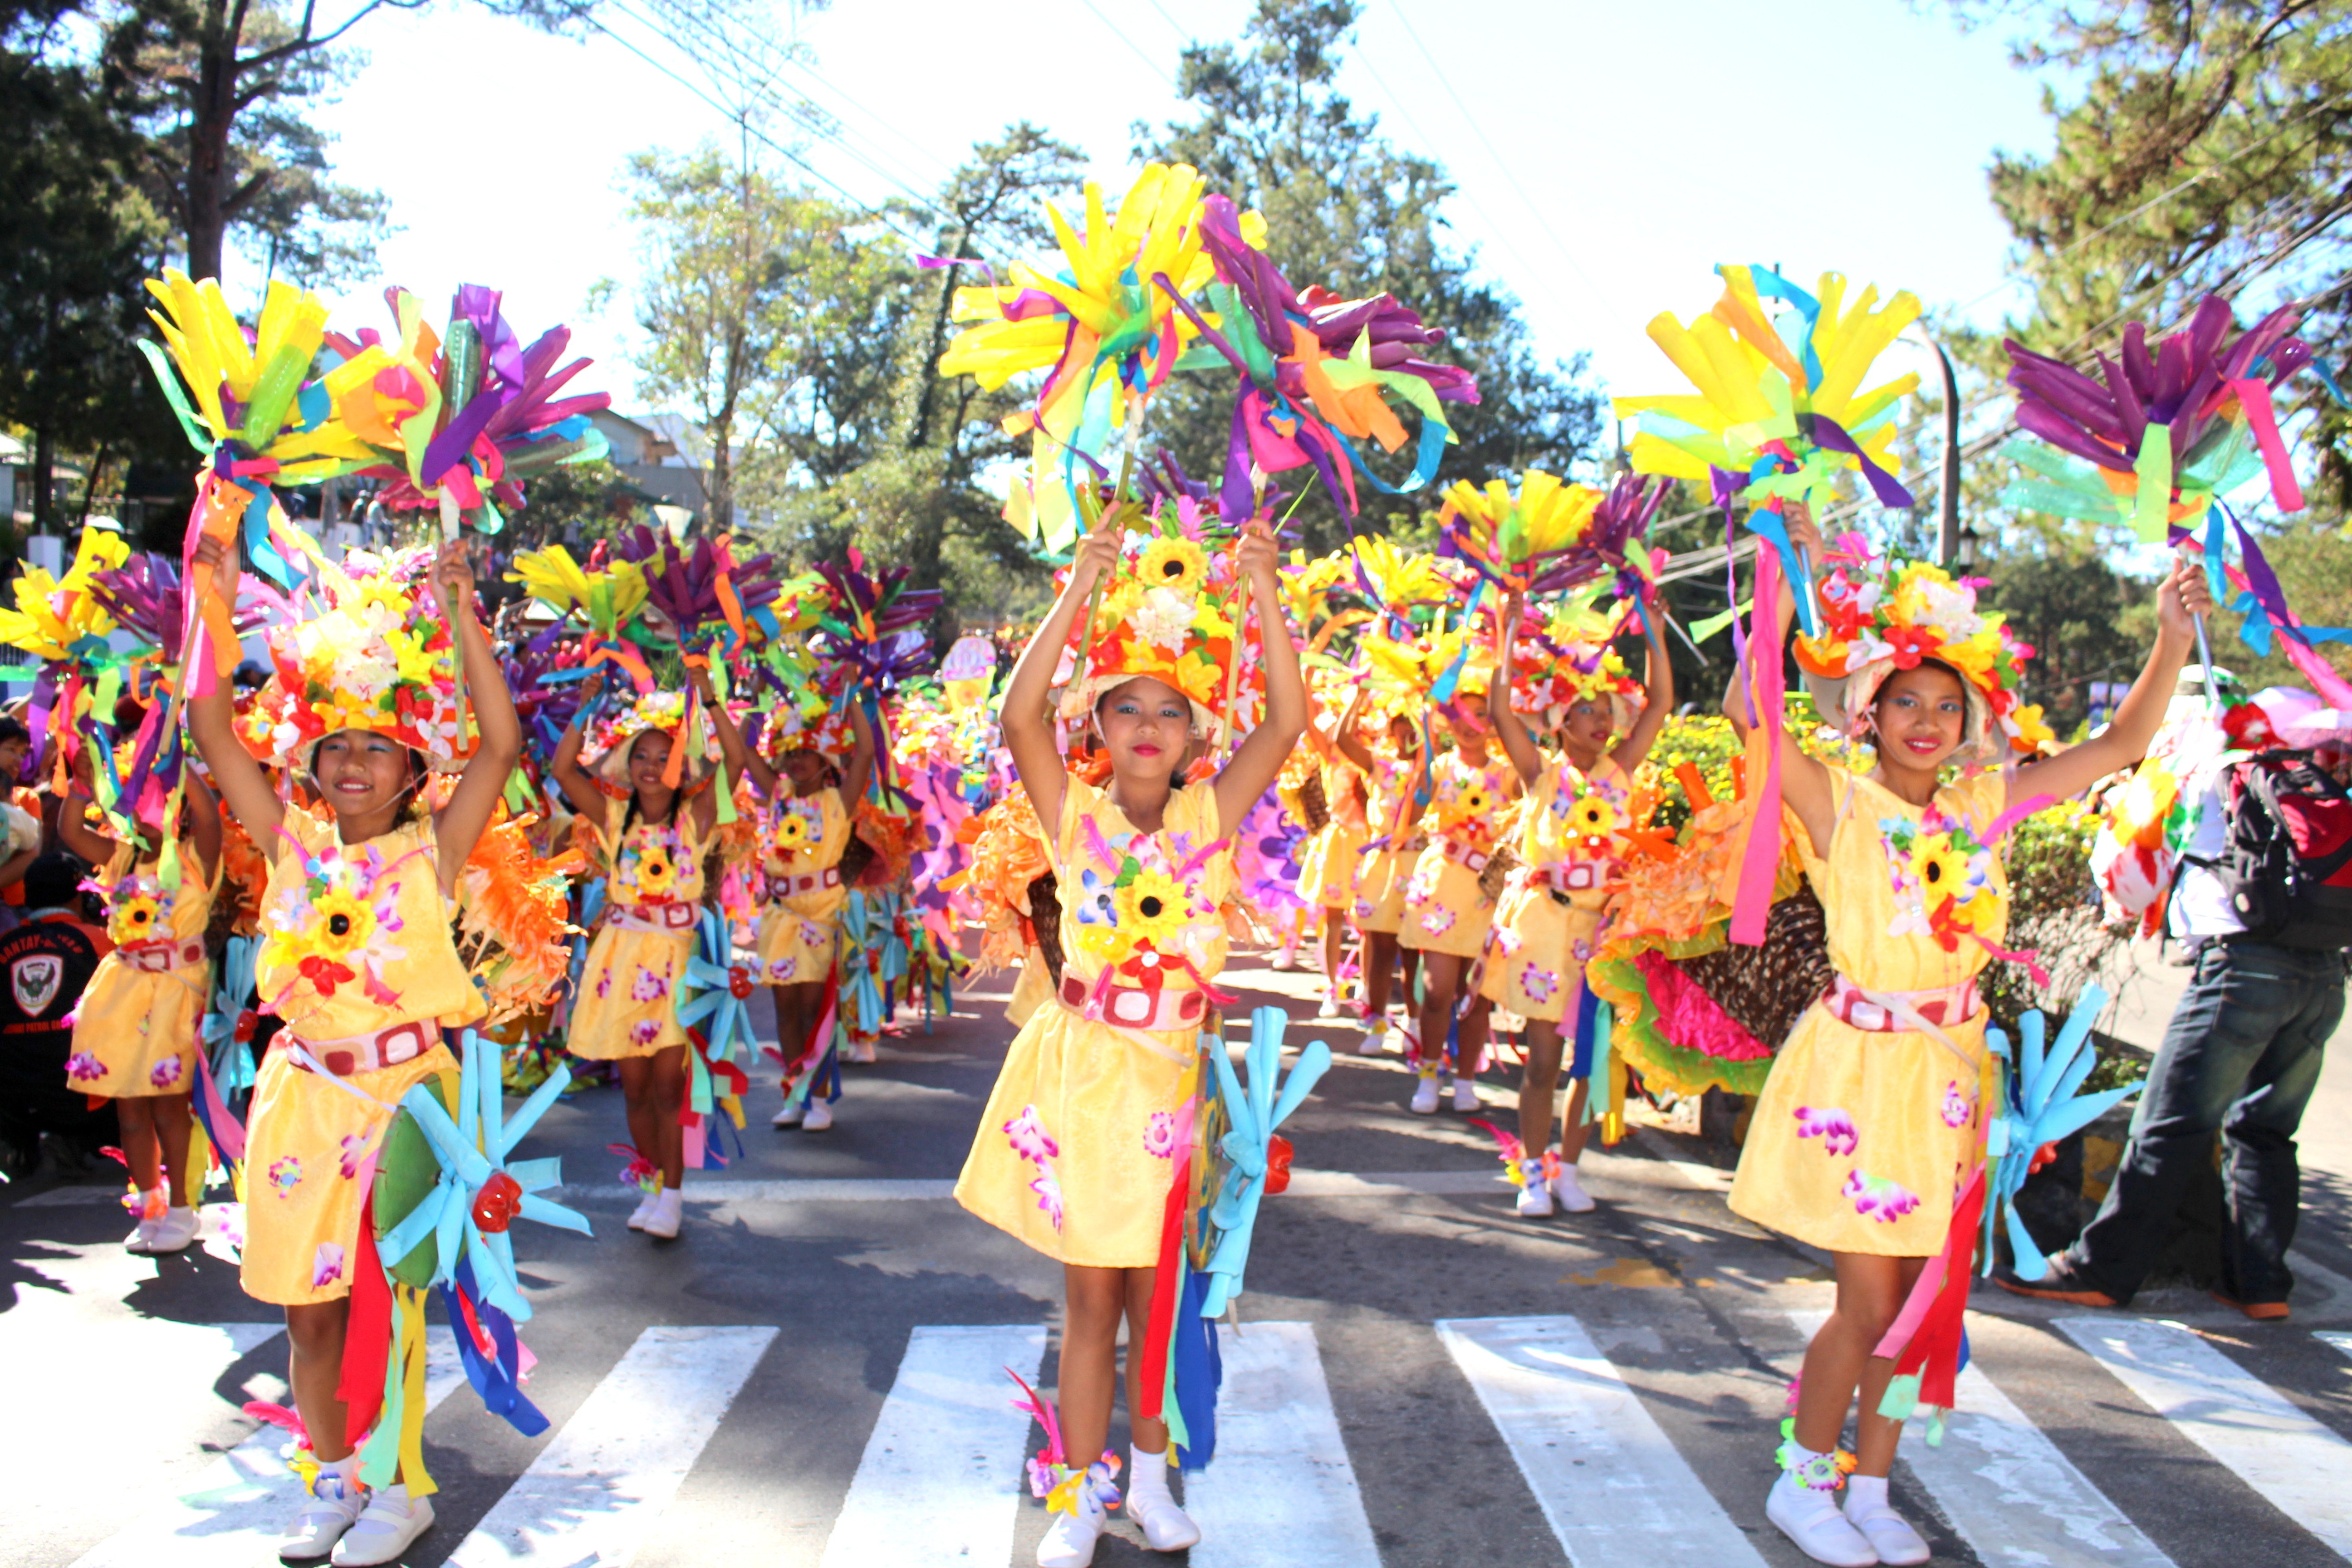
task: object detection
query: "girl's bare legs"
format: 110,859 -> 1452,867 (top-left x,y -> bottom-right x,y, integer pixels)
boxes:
285,1298 -> 354,1460
1792,1252 -> 1928,1476
1060,1263 -> 1165,1467
618,1048 -> 688,1187
1121,1268 -> 1168,1455
1516,1018 -> 1563,1151
1457,996 -> 1492,1078
1416,952 -> 1465,1070
1320,909 -> 1347,996
1362,929 -> 1398,1018
1558,1078 -> 1593,1163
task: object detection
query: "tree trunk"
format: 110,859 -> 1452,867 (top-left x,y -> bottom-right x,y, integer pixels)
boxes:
184,0 -> 241,279
31,427 -> 54,534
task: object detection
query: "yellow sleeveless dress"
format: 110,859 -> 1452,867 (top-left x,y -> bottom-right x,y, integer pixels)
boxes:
955,776 -> 1235,1268
1296,760 -> 1367,911
1728,766 -> 2008,1258
1352,750 -> 1422,935
1399,753 -> 1514,960
570,813 -> 706,1060
65,843 -> 217,1098
1480,758 -> 1628,1023
243,807 -> 483,1306
755,784 -> 850,985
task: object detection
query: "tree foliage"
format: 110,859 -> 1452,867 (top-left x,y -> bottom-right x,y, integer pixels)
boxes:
1133,0 -> 1607,549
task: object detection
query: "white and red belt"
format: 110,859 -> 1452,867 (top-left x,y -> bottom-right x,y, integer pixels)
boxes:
767,867 -> 841,900
604,901 -> 696,933
1823,973 -> 1982,1033
1528,860 -> 1607,895
1058,973 -> 1207,1032
272,1019 -> 438,1077
1439,838 -> 1491,872
116,936 -> 206,974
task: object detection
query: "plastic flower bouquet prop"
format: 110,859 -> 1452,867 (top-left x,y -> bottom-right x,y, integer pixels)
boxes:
937,162 -> 1220,551
807,548 -> 945,698
1436,469 -> 1668,604
354,1032 -> 587,1493
1055,504 -> 1264,744
330,284 -> 612,538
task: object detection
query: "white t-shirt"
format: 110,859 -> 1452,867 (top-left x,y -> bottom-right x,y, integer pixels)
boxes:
2168,758 -> 2244,941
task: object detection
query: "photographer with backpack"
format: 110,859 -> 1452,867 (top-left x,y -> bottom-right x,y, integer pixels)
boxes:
2001,689 -> 2352,1321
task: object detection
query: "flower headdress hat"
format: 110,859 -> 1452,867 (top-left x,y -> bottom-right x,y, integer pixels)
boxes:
259,544 -> 475,774
1793,537 -> 2051,765
583,690 -> 718,796
1056,498 -> 1263,734
1509,618 -> 1643,736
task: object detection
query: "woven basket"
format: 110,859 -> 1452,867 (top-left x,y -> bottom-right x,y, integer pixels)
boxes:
1678,881 -> 1833,1054
1297,770 -> 1331,833
1028,871 -> 1066,989
1477,843 -> 1520,902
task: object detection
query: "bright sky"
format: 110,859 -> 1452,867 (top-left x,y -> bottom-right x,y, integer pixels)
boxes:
270,0 -> 2057,422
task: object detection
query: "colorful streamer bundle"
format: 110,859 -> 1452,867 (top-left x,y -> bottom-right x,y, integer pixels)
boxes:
610,523 -> 791,653
1436,469 -> 1669,602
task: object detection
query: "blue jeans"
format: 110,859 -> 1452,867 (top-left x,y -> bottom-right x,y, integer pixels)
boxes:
2068,940 -> 2343,1304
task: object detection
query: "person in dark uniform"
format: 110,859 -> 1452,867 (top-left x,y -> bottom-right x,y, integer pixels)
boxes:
0,851 -> 113,1175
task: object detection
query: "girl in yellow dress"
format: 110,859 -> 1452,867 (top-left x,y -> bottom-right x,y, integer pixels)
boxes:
1483,591 -> 1671,1217
701,686 -> 874,1132
189,534 -> 518,1568
1333,691 -> 1423,1053
1396,678 -> 1516,1115
957,511 -> 1305,1568
550,690 -> 720,1240
57,768 -> 222,1253
1293,702 -> 1369,1018
1731,507 -> 2207,1568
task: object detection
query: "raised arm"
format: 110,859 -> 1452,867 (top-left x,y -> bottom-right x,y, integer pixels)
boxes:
2011,554 -> 2210,807
1491,591 -> 1542,786
1723,505 -> 1836,857
1331,684 -> 1376,773
185,767 -> 222,883
1214,522 -> 1310,830
185,534 -> 283,844
429,540 -> 523,888
840,701 -> 877,810
1002,518 -> 1122,838
691,664 -> 780,801
548,715 -> 610,828
1608,606 -> 1676,774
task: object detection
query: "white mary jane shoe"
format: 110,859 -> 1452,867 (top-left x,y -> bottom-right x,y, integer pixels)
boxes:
1765,1470 -> 1879,1567
330,1484 -> 434,1566
625,1190 -> 658,1230
1549,1162 -> 1597,1214
1845,1476 -> 1928,1565
1035,1488 -> 1108,1568
1127,1490 -> 1202,1551
277,1466 -> 366,1563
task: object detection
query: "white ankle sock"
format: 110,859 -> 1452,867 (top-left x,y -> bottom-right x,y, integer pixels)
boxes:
1128,1443 -> 1171,1499
1846,1473 -> 1890,1513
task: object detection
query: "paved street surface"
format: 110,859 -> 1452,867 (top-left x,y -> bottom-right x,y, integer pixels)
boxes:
7,949 -> 2352,1568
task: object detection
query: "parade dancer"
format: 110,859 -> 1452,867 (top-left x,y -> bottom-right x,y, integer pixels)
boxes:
956,511 -> 1304,1568
57,769 -> 223,1253
1333,689 -> 1424,1055
550,692 -> 718,1240
189,536 -> 519,1566
1733,507 -> 2207,1566
1296,701 -> 1370,1017
1483,593 -> 1671,1215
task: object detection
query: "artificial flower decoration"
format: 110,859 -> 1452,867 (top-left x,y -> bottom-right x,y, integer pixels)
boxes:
1793,539 -> 2047,765
259,544 -> 476,772
1057,500 -> 1264,734
257,829 -> 411,1010
141,271 -> 374,483
1569,794 -> 1623,842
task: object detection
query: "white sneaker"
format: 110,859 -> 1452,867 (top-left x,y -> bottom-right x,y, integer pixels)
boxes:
148,1206 -> 200,1253
849,1037 -> 877,1063
1409,1071 -> 1441,1115
1845,1475 -> 1928,1565
1515,1159 -> 1555,1218
642,1187 -> 682,1240
804,1097 -> 834,1132
1451,1076 -> 1480,1112
1036,1487 -> 1108,1568
1356,1020 -> 1384,1056
1550,1162 -> 1597,1214
1270,946 -> 1298,971
772,1101 -> 805,1127
330,1484 -> 434,1566
625,1190 -> 658,1230
1126,1490 -> 1202,1550
1765,1470 -> 1879,1568
278,1465 -> 367,1562
1316,989 -> 1341,1019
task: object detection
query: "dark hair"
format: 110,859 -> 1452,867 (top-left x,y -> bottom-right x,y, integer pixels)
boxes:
1873,657 -> 1968,703
25,850 -> 86,911
0,717 -> 29,747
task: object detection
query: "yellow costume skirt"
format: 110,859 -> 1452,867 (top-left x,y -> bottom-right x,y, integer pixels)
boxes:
1728,1003 -> 1995,1257
570,926 -> 692,1059
1352,846 -> 1411,934
756,898 -> 841,987
1477,885 -> 1597,1024
955,999 -> 1192,1269
65,956 -> 207,1098
1298,823 -> 1365,910
242,1044 -> 458,1306
1397,849 -> 1494,960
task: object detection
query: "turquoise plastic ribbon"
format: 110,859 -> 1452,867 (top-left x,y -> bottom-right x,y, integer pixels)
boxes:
1201,1006 -> 1332,1316
676,907 -> 755,1114
1979,985 -> 2135,1280
198,935 -> 260,1096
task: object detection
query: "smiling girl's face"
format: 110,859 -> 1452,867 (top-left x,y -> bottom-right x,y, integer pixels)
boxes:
627,730 -> 676,800
311,730 -> 419,823
782,746 -> 829,796
1095,676 -> 1191,784
1559,696 -> 1614,764
1872,662 -> 1969,773
1442,691 -> 1490,755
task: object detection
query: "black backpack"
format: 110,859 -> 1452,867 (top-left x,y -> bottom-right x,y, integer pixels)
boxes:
2203,751 -> 2352,950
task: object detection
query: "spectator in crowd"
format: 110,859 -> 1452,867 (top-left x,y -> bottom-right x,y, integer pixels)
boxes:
0,715 -> 45,934
0,851 -> 113,1177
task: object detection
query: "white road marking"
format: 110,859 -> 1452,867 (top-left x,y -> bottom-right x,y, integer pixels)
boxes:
816,1324 -> 1047,1568
1436,1314 -> 1769,1568
2320,1330 -> 2352,1364
2058,1316 -> 2352,1561
1785,1309 -> 2176,1568
71,1328 -> 462,1568
1189,1321 -> 1382,1568
445,1323 -> 777,1568
549,1170 -> 1502,1205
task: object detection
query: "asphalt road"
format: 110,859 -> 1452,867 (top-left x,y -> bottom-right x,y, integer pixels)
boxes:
7,947 -> 2352,1568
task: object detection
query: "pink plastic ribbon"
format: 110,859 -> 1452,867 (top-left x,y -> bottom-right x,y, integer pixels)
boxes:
2230,377 -> 2304,513
1729,547 -> 1787,946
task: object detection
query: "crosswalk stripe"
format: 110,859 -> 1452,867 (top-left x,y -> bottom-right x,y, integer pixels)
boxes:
2057,1316 -> 2352,1561
445,1324 -> 778,1568
816,1324 -> 1047,1568
1436,1314 -> 1770,1568
1188,1321 -> 1382,1568
2320,1330 -> 2352,1365
1785,1309 -> 2176,1568
70,1327 -> 462,1568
